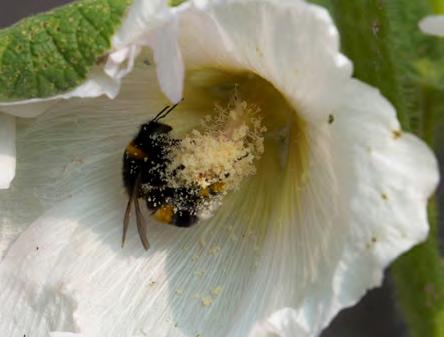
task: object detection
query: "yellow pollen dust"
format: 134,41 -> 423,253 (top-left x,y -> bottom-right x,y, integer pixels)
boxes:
211,286 -> 223,296
201,296 -> 213,307
167,95 -> 266,195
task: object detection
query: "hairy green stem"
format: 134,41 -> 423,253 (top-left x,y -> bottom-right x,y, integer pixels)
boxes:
330,0 -> 411,128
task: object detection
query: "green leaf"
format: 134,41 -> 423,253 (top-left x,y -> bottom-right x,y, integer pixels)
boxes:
0,0 -> 132,101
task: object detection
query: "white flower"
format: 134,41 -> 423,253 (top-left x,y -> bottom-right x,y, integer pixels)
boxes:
419,15 -> 444,36
0,0 -> 439,337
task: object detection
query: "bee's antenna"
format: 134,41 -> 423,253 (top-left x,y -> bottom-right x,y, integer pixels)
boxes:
163,102 -> 180,118
153,99 -> 184,122
152,105 -> 171,122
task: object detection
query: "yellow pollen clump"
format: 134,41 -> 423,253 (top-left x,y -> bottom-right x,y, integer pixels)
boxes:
199,187 -> 210,198
153,204 -> 174,224
209,182 -> 224,194
167,97 -> 265,193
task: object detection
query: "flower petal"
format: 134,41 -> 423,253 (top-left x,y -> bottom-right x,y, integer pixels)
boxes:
250,308 -> 309,337
419,15 -> 444,36
0,101 -> 57,118
145,20 -> 184,103
50,333 -> 84,337
112,0 -> 186,103
0,64 -> 168,336
0,66 -> 128,117
180,0 -> 353,121
0,113 -> 15,189
0,179 -> 274,336
330,79 -> 439,304
221,79 -> 437,337
244,79 -> 439,336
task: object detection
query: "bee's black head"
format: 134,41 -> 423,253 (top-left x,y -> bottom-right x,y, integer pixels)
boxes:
139,121 -> 173,135
132,120 -> 173,154
136,103 -> 181,139
139,102 -> 182,136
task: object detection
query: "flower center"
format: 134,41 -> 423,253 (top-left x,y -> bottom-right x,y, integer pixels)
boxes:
124,68 -> 308,235
176,69 -> 309,230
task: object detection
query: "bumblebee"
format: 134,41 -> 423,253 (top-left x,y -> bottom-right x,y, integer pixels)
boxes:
122,104 -> 200,250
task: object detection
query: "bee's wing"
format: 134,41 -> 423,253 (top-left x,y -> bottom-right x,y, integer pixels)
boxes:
122,195 -> 133,248
122,172 -> 150,250
134,194 -> 150,250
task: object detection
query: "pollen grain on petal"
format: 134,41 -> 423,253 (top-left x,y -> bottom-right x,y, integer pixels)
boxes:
392,130 -> 402,139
